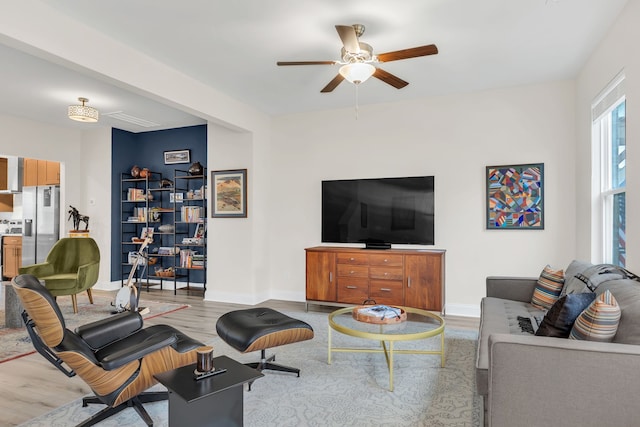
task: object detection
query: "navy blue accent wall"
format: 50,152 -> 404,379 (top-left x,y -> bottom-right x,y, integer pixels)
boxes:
111,125 -> 207,285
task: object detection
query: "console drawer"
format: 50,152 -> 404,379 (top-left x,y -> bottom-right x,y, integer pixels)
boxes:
336,253 -> 369,265
369,280 -> 403,306
337,264 -> 368,278
369,266 -> 403,281
369,254 -> 403,267
337,277 -> 369,304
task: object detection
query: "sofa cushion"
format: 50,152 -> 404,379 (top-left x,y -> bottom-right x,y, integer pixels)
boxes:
560,260 -> 594,296
476,297 -> 545,396
531,265 -> 564,310
596,279 -> 640,344
563,263 -> 629,295
535,293 -> 596,338
570,290 -> 620,342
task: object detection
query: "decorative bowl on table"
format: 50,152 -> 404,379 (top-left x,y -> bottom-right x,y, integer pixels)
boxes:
352,305 -> 407,324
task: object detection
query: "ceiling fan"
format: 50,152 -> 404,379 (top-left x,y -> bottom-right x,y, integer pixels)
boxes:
277,24 -> 438,93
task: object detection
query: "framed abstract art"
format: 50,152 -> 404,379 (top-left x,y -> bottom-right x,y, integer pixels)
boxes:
486,163 -> 544,229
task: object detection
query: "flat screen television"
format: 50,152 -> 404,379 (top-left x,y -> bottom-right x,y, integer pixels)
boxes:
322,176 -> 435,249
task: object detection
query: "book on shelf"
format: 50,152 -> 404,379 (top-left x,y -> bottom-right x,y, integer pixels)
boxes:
192,253 -> 205,268
179,249 -> 197,268
158,246 -> 178,256
127,188 -> 145,201
180,206 -> 203,222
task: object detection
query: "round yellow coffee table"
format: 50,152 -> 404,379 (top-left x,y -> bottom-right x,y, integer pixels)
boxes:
328,306 -> 445,391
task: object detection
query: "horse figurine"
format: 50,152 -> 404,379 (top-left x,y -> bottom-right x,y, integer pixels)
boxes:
68,205 -> 90,231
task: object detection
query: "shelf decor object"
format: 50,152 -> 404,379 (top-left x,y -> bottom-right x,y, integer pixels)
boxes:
164,149 -> 191,164
486,163 -> 544,230
211,169 -> 247,218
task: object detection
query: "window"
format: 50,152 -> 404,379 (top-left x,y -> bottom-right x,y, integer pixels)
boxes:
592,73 -> 626,266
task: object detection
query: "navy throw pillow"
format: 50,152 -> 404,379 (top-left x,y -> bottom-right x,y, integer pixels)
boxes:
535,293 -> 597,338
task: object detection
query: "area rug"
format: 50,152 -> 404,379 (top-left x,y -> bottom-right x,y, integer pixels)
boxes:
18,311 -> 482,427
0,293 -> 188,363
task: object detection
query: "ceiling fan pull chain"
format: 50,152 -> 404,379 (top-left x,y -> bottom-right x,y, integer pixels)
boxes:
355,83 -> 359,120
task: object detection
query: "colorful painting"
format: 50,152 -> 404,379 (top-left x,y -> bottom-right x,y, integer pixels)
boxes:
211,169 -> 247,218
486,163 -> 544,229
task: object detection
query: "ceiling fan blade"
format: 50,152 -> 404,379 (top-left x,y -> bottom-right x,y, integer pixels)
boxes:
373,68 -> 409,89
335,25 -> 360,53
321,74 -> 345,93
277,61 -> 336,66
377,44 -> 438,62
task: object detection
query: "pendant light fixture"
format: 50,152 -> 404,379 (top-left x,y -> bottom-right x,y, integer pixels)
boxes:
68,97 -> 99,123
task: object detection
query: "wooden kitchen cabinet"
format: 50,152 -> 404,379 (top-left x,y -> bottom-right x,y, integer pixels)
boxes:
0,194 -> 13,212
23,158 -> 38,187
45,161 -> 60,185
305,246 -> 445,312
23,158 -> 60,186
0,157 -> 7,190
2,236 -> 22,280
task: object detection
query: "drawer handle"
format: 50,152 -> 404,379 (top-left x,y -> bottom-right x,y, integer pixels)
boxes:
350,257 -> 355,261
384,272 -> 388,276
380,288 -> 391,292
350,270 -> 355,274
384,259 -> 388,263
346,285 -> 357,289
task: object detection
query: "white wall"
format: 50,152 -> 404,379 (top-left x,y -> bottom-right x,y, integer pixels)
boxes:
0,80 -> 579,315
79,127 -> 113,289
576,0 -> 640,271
269,81 -> 577,315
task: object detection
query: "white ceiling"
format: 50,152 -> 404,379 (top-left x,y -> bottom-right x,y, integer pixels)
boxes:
0,0 -> 629,133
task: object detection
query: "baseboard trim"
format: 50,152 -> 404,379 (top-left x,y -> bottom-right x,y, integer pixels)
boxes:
445,303 -> 480,318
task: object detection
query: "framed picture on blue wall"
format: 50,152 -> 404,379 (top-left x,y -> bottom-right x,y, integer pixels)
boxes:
164,149 -> 190,164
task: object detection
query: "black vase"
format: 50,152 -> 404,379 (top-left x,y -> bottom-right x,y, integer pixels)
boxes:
188,161 -> 204,176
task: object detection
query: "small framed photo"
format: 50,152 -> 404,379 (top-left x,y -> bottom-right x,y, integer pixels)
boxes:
164,149 -> 191,165
169,192 -> 184,203
212,169 -> 247,218
193,223 -> 206,239
141,227 -> 154,240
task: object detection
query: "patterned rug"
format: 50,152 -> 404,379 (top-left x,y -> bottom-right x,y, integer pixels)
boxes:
18,311 -> 482,427
0,292 -> 188,363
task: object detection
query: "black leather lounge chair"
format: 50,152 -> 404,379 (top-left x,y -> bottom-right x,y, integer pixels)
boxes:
11,274 -> 203,427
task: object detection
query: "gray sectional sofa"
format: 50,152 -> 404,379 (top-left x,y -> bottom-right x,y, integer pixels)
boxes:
476,260 -> 640,427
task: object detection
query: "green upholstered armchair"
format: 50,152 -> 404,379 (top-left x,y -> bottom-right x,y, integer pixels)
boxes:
19,237 -> 100,314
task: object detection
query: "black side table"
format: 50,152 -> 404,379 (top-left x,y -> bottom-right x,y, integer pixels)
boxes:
154,355 -> 264,427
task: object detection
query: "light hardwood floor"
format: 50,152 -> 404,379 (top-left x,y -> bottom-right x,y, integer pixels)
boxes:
0,288 -> 479,426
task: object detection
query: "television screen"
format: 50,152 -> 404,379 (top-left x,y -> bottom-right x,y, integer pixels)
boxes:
322,176 -> 435,248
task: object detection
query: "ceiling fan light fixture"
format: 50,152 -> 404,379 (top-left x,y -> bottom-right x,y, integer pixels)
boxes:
68,97 -> 99,123
339,63 -> 376,84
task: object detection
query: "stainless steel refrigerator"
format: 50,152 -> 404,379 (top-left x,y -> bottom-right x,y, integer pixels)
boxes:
22,185 -> 60,265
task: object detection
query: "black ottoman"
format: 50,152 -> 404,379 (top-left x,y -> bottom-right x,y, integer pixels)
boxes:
216,308 -> 314,387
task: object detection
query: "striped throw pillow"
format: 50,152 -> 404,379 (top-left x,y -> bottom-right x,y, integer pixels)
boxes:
569,290 -> 620,342
531,266 -> 565,310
